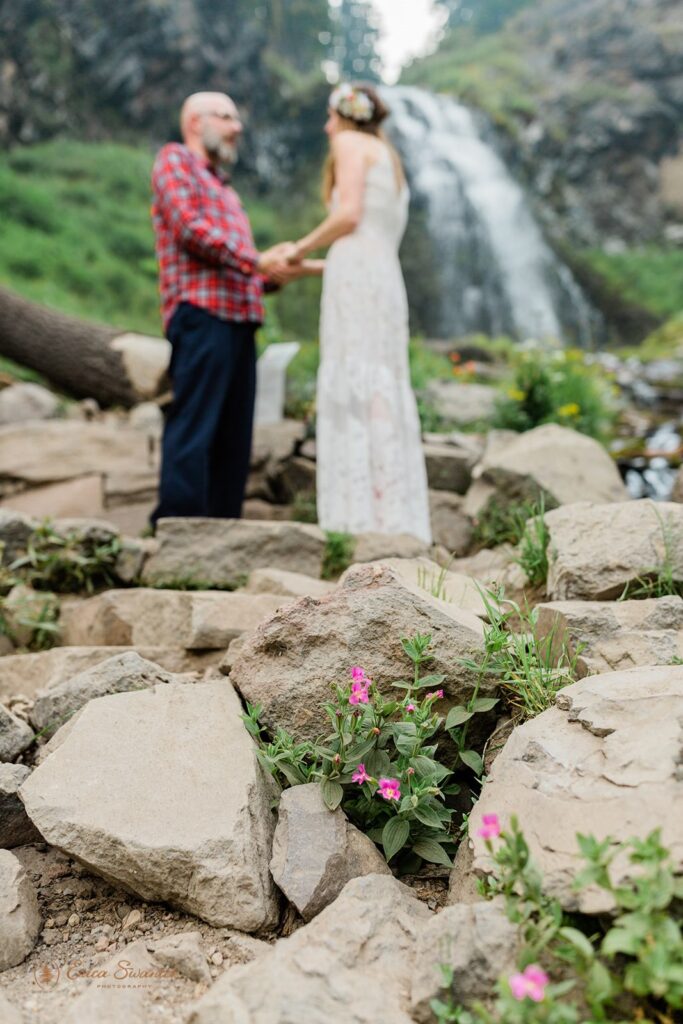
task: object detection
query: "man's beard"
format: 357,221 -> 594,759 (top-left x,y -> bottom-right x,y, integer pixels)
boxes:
201,125 -> 238,168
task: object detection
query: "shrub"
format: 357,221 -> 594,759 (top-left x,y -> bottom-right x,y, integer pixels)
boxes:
493,348 -> 616,440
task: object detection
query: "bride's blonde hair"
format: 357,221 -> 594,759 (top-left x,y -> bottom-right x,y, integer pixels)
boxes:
322,82 -> 405,203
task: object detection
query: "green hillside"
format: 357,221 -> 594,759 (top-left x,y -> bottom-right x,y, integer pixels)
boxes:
0,139 -> 325,339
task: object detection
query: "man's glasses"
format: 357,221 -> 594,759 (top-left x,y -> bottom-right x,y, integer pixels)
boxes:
204,111 -> 240,123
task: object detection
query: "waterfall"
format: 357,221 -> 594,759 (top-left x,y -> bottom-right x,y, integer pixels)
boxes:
384,86 -> 596,343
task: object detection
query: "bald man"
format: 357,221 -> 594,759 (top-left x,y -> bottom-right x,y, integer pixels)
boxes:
149,92 -> 297,525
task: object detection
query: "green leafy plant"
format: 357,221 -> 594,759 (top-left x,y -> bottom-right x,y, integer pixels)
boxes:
472,499 -> 531,550
493,348 -> 616,441
9,522 -> 122,594
321,531 -> 355,580
514,496 -> 550,588
436,816 -> 683,1023
243,634 -> 492,870
466,590 -> 579,721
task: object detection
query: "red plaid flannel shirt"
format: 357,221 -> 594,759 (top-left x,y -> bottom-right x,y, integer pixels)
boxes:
151,143 -> 265,331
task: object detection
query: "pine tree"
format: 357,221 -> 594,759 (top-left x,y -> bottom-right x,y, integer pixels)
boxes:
328,0 -> 382,82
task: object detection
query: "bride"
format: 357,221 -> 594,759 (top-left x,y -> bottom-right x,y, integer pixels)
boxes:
288,82 -> 432,545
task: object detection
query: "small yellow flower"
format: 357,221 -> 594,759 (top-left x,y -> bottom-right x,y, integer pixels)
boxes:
558,402 -> 580,417
508,388 -> 526,401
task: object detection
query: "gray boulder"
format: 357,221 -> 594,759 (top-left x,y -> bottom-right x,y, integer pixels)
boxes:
469,665 -> 683,913
270,784 -> 390,921
0,703 -> 34,761
0,764 -> 41,847
29,651 -> 180,738
546,499 -> 683,600
0,849 -> 41,969
410,899 -> 519,1023
142,518 -> 326,586
535,595 -> 683,676
20,680 -> 280,930
187,874 -> 431,1024
473,423 -> 627,506
0,382 -> 59,424
231,562 -> 487,744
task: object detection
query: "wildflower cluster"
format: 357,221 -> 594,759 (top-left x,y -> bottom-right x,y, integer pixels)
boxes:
432,815 -> 683,1022
493,347 -> 616,440
243,634 -> 463,869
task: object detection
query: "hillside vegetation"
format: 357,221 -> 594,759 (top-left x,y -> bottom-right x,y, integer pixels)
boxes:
0,140 -> 324,339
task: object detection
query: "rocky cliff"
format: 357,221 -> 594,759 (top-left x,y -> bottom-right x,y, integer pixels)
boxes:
409,0 -> 683,248
0,0 -> 330,183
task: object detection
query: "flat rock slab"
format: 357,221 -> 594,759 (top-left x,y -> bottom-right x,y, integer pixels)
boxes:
0,420 -> 159,487
536,595 -> 683,676
0,849 -> 41,970
474,423 -> 627,506
19,680 -> 279,930
270,784 -> 390,921
359,557 -> 489,619
0,765 -> 42,847
142,519 -> 326,586
546,499 -> 683,600
59,588 -> 286,650
351,532 -> 431,564
188,874 -> 431,1024
231,562 -> 488,744
245,568 -> 337,599
0,646 -> 221,702
469,665 -> 683,913
29,651 -> 182,738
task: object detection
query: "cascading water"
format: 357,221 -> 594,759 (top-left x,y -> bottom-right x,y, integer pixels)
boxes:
384,86 -> 596,343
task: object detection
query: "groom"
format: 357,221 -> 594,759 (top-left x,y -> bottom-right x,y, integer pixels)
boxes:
150,91 -> 299,526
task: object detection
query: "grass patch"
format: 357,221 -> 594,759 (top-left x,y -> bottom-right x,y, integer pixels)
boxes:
468,589 -> 580,721
321,531 -> 355,580
578,246 -> 683,322
402,30 -> 539,132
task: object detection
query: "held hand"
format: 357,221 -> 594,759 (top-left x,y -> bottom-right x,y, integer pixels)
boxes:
258,242 -> 298,275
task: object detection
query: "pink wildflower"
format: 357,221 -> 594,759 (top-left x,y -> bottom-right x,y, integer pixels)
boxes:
477,813 -> 501,840
350,666 -> 367,682
509,965 -> 549,1003
349,680 -> 370,705
426,689 -> 444,700
352,763 -> 371,785
378,777 -> 401,802
406,703 -> 416,713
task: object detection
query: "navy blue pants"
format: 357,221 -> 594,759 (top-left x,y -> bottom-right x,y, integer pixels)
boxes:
151,302 -> 257,524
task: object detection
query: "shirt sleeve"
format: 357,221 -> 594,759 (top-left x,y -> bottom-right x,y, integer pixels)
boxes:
152,147 -> 259,276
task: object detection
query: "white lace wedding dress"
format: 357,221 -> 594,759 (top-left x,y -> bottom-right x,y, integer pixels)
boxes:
316,146 -> 432,544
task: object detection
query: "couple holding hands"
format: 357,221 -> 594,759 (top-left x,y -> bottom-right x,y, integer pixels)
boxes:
151,81 -> 431,545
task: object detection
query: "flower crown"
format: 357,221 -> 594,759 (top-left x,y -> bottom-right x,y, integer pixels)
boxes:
329,83 -> 375,124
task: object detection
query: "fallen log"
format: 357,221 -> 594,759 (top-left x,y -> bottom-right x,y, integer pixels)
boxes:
0,284 -> 170,407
